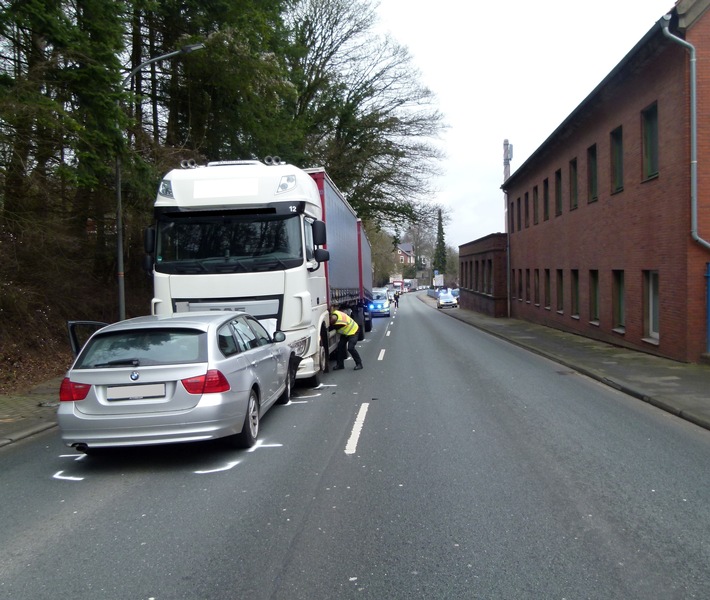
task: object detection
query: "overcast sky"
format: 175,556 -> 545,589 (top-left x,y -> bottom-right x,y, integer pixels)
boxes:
375,0 -> 676,248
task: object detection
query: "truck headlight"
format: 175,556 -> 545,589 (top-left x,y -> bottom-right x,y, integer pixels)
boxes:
158,179 -> 174,198
289,336 -> 310,357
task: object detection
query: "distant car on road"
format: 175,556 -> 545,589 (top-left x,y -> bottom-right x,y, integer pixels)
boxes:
437,289 -> 458,309
58,312 -> 293,453
369,288 -> 392,317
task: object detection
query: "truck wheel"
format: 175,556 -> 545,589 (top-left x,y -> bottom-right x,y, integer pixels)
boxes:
354,308 -> 366,340
276,364 -> 292,405
307,332 -> 328,387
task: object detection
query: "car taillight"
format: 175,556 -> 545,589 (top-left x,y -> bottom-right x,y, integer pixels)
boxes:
59,377 -> 91,401
181,370 -> 230,394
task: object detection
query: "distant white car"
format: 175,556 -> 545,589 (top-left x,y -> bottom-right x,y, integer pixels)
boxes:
437,289 -> 458,309
59,312 -> 293,453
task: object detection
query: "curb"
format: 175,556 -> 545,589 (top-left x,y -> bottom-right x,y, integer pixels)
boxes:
0,421 -> 57,448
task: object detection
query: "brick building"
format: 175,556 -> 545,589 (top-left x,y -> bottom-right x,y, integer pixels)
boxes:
459,234 -> 508,317
497,0 -> 710,363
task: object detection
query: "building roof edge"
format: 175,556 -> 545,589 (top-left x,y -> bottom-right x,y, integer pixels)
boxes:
502,6 -> 679,191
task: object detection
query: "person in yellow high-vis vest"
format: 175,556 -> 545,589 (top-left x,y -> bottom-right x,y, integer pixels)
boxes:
329,309 -> 363,371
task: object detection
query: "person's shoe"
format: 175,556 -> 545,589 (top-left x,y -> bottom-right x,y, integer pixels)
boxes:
332,365 -> 345,370
354,364 -> 363,370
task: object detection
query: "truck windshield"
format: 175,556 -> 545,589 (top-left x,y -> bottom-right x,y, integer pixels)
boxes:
155,213 -> 303,274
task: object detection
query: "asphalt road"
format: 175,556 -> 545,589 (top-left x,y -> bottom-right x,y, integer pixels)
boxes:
1,293 -> 709,599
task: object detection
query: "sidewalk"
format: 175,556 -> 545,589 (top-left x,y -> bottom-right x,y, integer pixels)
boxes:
0,376 -> 64,448
2,296 -> 710,448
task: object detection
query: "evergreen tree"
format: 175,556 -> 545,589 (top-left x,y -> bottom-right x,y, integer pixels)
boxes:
432,209 -> 447,275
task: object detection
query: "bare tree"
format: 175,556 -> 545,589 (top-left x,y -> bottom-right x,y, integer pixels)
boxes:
285,0 -> 445,227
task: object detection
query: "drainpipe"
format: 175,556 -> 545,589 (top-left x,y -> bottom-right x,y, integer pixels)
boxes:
503,139 -> 513,318
661,14 -> 710,252
661,14 -> 710,356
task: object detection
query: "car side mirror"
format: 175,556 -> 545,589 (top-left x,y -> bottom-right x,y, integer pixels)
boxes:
273,331 -> 286,343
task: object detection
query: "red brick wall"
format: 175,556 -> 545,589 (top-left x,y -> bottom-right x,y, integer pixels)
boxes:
503,27 -> 710,363
459,234 -> 508,318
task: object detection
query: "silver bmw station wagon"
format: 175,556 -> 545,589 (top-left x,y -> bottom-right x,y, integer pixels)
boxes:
58,312 -> 293,453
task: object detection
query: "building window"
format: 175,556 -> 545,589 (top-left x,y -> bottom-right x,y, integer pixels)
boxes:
534,269 -> 540,305
533,185 -> 539,225
644,270 -> 659,341
544,269 -> 551,309
525,269 -> 531,302
611,126 -> 624,193
555,169 -> 563,216
517,197 -> 522,232
509,201 -> 514,232
400,256 -> 404,263
487,259 -> 493,293
556,269 -> 564,313
518,269 -> 523,300
543,178 -> 550,221
571,269 -> 579,318
589,270 -> 599,324
511,269 -> 516,302
524,192 -> 529,228
642,103 -> 659,179
569,158 -> 578,210
587,144 -> 598,202
612,270 -> 625,332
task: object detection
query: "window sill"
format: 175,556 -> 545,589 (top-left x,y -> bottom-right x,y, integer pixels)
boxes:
571,314 -> 580,320
589,320 -> 600,327
612,327 -> 626,335
642,336 -> 660,347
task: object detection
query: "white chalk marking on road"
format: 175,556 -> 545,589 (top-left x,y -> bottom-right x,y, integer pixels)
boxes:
195,460 -> 241,474
53,471 -> 83,482
60,453 -> 86,461
246,439 -> 283,453
386,331 -> 391,337
345,403 -> 369,455
378,349 -> 386,361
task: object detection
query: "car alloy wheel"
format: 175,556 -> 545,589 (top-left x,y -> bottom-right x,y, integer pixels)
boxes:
230,389 -> 260,448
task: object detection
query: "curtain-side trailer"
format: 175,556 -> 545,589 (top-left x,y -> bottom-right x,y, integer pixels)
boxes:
306,168 -> 372,336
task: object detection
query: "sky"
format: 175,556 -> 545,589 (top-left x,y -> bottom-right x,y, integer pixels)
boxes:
374,0 -> 677,248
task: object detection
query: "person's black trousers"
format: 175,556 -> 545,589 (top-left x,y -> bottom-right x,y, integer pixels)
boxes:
336,334 -> 362,368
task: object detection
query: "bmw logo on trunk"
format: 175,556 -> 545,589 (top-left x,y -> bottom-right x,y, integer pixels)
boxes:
130,371 -> 140,381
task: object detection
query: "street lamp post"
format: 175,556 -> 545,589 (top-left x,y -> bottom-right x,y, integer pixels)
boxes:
115,43 -> 205,321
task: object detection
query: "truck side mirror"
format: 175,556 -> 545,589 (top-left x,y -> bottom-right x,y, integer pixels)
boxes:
142,253 -> 154,274
144,227 -> 155,253
314,248 -> 330,263
312,220 -> 327,246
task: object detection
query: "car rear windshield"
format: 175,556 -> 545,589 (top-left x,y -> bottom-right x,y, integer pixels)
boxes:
75,328 -> 207,368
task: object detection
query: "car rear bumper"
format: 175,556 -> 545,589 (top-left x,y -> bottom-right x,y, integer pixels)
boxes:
58,395 -> 248,448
